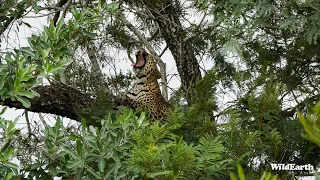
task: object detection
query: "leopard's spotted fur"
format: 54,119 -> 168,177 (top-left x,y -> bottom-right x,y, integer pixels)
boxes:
120,49 -> 170,121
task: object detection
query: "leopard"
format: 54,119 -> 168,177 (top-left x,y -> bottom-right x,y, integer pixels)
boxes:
119,48 -> 171,121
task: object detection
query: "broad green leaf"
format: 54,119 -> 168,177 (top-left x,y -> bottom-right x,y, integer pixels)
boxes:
98,158 -> 105,173
32,1 -> 40,13
16,95 -> 31,108
18,91 -> 34,98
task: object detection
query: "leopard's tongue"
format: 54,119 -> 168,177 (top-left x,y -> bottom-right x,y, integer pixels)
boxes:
132,54 -> 145,67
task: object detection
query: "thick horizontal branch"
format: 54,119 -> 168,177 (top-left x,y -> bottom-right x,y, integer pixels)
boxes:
1,83 -> 128,123
2,83 -> 92,121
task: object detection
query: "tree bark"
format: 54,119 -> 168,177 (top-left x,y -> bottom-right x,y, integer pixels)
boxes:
1,83 -> 92,121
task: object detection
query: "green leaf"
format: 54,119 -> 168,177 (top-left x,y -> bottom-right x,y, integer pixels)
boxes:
5,162 -> 18,169
31,90 -> 40,97
62,146 -> 79,160
55,18 -> 65,35
16,95 -> 31,108
48,165 -> 58,176
1,140 -> 11,153
0,106 -> 7,115
18,91 -> 34,98
66,160 -> 82,169
80,30 -> 96,38
230,173 -> 238,180
71,6 -> 81,20
106,2 -> 119,12
146,171 -> 173,178
20,47 -> 35,57
76,140 -> 83,158
81,119 -> 86,135
98,158 -> 105,173
87,167 -> 102,179
5,172 -> 13,180
47,64 -> 63,73
69,134 -> 82,140
237,164 -> 245,180
4,148 -> 14,160
41,48 -> 51,59
32,1 -> 40,13
73,168 -> 84,180
89,125 -> 97,136
137,112 -> 146,127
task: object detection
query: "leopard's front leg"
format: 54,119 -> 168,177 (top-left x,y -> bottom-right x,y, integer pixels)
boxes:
117,92 -> 139,109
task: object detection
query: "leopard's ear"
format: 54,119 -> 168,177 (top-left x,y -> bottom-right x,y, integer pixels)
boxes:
155,65 -> 162,79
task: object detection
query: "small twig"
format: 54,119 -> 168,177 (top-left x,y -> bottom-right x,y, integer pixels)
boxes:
127,46 -> 135,64
38,113 -> 48,127
159,45 -> 168,57
61,0 -> 73,19
183,10 -> 207,42
147,28 -> 159,41
53,0 -> 68,26
24,110 -> 32,138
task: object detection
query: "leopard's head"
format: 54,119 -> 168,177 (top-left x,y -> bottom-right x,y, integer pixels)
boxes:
131,48 -> 162,80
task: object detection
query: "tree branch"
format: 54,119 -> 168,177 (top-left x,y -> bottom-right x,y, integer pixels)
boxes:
0,17 -> 15,37
0,82 -> 133,124
281,94 -> 320,117
53,0 -> 68,26
183,10 -> 207,42
2,83 -> 93,121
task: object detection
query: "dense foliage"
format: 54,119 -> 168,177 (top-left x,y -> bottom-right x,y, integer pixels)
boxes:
1,0 -> 320,179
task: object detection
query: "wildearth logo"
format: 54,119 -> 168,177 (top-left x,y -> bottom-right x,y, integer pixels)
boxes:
270,164 -> 314,171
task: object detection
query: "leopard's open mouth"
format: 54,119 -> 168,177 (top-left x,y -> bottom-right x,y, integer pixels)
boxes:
132,49 -> 147,68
